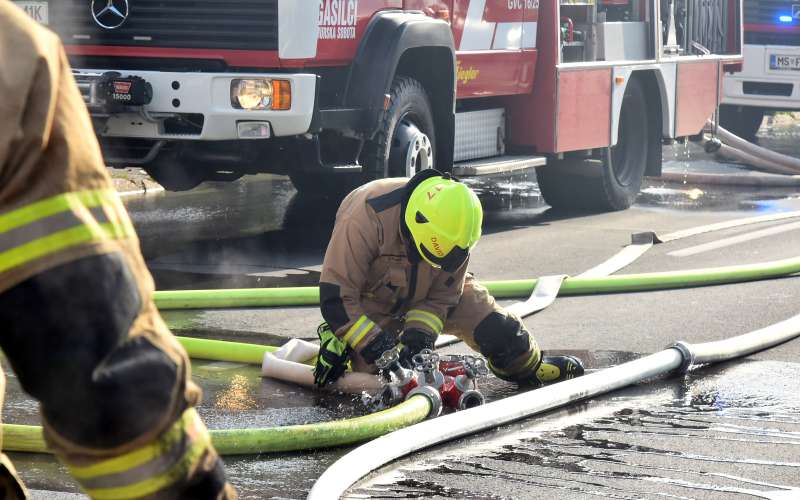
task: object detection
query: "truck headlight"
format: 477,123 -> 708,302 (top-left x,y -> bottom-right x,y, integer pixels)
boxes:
231,79 -> 291,110
231,79 -> 272,110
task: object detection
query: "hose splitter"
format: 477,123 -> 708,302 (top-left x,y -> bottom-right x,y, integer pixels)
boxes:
365,348 -> 488,416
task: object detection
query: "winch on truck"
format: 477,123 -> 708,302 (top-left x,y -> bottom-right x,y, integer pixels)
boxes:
24,0 -> 741,210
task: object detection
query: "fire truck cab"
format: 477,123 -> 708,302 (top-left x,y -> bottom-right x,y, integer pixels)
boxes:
27,0 -> 741,210
721,0 -> 800,141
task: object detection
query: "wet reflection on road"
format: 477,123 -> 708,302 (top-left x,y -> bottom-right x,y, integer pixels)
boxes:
133,163 -> 800,293
353,361 -> 800,500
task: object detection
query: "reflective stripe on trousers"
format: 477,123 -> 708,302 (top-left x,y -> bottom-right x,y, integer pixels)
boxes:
66,409 -> 212,499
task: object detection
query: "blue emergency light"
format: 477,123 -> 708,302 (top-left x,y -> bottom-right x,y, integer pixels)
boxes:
778,14 -> 793,23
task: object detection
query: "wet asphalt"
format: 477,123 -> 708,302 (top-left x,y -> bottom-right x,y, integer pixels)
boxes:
4,122 -> 800,499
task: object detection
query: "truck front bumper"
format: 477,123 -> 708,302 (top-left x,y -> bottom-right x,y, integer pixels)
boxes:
74,69 -> 318,140
722,44 -> 800,110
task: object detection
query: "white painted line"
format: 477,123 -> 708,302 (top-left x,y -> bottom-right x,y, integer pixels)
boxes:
659,210 -> 800,242
668,220 -> 800,258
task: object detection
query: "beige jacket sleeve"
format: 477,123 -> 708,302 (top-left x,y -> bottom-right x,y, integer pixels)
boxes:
404,258 -> 469,337
0,9 -> 233,498
0,7 -> 116,292
319,201 -> 383,351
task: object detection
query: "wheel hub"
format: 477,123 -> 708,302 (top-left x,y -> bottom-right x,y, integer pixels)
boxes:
390,119 -> 434,177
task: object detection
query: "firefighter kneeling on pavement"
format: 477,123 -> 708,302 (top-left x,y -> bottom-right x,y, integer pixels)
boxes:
313,169 -> 585,388
0,2 -> 234,498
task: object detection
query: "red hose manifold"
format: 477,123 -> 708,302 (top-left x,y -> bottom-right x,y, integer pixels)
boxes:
369,349 -> 488,412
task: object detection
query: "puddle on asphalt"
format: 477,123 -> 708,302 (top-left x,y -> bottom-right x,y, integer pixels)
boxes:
353,360 -> 800,500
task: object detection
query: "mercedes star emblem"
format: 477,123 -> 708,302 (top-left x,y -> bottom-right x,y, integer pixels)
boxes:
91,0 -> 130,30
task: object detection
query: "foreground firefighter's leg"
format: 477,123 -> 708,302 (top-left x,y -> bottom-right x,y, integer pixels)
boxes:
0,255 -> 235,499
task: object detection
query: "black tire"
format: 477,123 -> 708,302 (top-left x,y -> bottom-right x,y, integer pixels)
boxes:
361,76 -> 437,181
719,104 -> 765,142
537,78 -> 649,212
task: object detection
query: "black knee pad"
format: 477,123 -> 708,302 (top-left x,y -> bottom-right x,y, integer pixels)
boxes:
0,253 -> 179,449
473,312 -> 531,369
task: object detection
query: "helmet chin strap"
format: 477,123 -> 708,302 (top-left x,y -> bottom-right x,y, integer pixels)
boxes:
401,170 -> 445,264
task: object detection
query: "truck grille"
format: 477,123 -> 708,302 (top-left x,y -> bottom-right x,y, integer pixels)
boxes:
51,0 -> 278,51
744,0 -> 800,46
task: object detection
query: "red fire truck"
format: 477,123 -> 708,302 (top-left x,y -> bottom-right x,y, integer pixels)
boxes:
20,0 -> 741,210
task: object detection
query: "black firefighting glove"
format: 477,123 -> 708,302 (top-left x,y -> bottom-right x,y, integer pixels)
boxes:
313,323 -> 351,387
359,329 -> 400,367
398,328 -> 437,368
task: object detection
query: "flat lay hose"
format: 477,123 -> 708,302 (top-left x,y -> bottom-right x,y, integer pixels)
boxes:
153,255 -> 800,310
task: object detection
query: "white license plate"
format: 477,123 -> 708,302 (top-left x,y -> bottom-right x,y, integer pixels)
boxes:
770,54 -> 800,71
13,1 -> 49,25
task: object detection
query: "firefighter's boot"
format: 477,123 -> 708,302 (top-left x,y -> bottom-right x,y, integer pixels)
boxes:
473,311 -> 584,387
535,355 -> 585,384
488,352 -> 585,387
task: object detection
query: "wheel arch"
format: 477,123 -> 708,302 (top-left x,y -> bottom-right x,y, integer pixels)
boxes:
345,11 -> 456,170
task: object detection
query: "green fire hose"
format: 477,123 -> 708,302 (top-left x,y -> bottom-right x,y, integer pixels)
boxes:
153,255 -> 800,310
4,252 -> 800,457
176,336 -> 278,364
0,395 -> 431,456
1,336 -> 431,455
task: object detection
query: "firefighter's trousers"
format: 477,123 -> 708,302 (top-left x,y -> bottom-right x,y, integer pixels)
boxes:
366,275 -> 542,381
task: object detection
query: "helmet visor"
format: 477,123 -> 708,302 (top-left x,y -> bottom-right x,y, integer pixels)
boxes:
420,244 -> 469,273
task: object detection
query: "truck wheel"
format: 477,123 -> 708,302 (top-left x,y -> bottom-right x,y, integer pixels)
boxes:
719,105 -> 765,142
362,76 -> 436,180
537,78 -> 649,212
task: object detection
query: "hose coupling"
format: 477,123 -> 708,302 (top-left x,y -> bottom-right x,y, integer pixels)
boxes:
704,137 -> 722,154
671,341 -> 695,374
406,385 -> 443,419
457,390 -> 485,410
